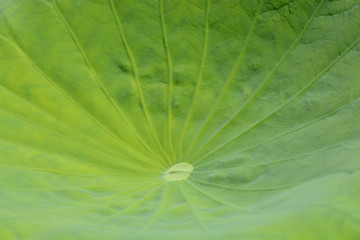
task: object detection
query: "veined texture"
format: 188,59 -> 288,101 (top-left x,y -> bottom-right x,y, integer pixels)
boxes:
0,0 -> 360,239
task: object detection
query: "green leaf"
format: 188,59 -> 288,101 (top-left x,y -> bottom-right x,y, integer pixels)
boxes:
1,0 -> 360,239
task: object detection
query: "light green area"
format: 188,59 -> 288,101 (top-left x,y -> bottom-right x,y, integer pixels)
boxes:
0,0 -> 360,239
164,162 -> 193,181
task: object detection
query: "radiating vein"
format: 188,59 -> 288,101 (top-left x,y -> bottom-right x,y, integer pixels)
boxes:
0,181 -> 160,192
52,1 -> 165,163
0,136 -> 157,176
195,136 -> 360,175
80,182 -> 163,207
78,182 -> 162,206
183,0 -> 265,161
249,136 -> 360,168
186,181 -> 254,213
178,182 -> 208,230
98,182 -> 165,223
0,92 -> 164,171
0,84 -> 150,166
190,177 -> 294,192
177,0 -> 210,162
129,183 -> 169,240
196,95 -> 360,168
0,107 -> 160,172
109,0 -> 170,164
0,15 -> 131,159
159,0 -> 176,162
190,35 -> 360,164
0,163 -> 156,181
0,24 -> 156,167
187,0 -> 326,161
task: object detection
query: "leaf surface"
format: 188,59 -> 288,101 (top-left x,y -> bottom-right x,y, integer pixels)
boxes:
0,0 -> 360,239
